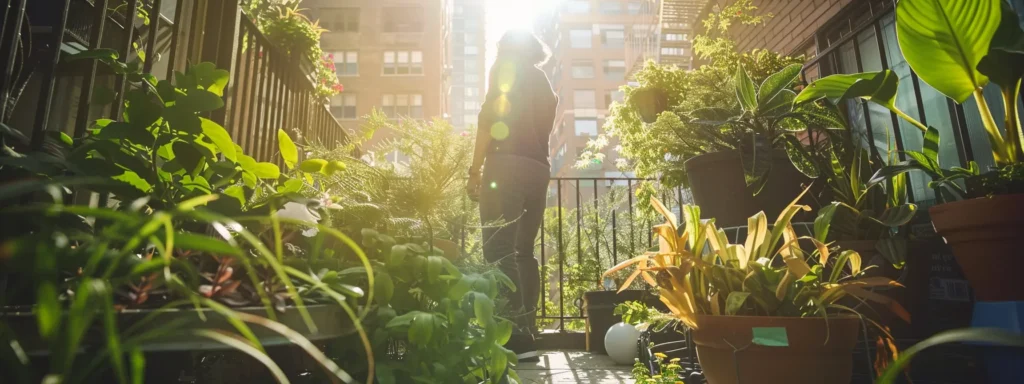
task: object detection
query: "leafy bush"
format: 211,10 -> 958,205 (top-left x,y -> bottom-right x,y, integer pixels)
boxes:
329,230 -> 520,384
578,0 -> 805,188
0,56 -> 369,383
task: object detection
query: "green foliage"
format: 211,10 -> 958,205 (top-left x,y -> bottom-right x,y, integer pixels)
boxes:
632,353 -> 685,384
0,59 -> 369,383
798,0 -> 1024,199
330,230 -> 518,383
244,0 -> 343,98
614,301 -> 671,328
580,0 -> 807,188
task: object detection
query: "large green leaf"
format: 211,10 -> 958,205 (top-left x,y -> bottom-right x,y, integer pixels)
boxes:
237,155 -> 280,179
757,64 -> 803,106
878,328 -> 1024,383
725,291 -> 751,315
177,89 -> 224,113
895,0 -> 1002,103
188,62 -> 231,97
795,70 -> 898,112
277,129 -> 298,169
199,118 -> 236,162
735,66 -> 758,113
172,141 -> 205,177
814,203 -> 838,243
874,203 -> 919,227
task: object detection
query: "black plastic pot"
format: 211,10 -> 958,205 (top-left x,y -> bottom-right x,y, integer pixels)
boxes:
684,150 -> 815,228
583,290 -> 663,354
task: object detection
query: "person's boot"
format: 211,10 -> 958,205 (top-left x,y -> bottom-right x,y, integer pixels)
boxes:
505,331 -> 539,363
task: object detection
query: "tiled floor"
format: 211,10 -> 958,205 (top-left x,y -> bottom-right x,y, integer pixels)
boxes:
516,351 -> 635,384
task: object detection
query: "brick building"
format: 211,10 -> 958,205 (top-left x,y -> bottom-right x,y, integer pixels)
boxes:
450,0 -> 488,133
304,0 -> 452,151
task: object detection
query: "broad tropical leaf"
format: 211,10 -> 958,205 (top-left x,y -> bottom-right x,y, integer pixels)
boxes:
877,328 -> 1024,383
895,0 -> 1001,102
758,64 -> 803,106
735,66 -> 758,112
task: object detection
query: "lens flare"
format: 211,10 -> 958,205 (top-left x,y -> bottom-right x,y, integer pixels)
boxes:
490,121 -> 510,140
494,94 -> 511,117
497,61 -> 517,93
490,181 -> 498,189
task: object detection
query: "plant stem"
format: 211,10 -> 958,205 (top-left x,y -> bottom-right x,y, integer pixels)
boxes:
1002,83 -> 1023,163
973,89 -> 1011,165
892,108 -> 928,133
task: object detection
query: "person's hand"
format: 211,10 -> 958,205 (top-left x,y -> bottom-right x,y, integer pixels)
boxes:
466,170 -> 482,202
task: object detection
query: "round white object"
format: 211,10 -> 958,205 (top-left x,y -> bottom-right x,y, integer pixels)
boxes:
604,322 -> 642,365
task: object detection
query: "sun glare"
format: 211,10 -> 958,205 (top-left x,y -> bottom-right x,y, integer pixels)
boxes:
485,0 -> 562,73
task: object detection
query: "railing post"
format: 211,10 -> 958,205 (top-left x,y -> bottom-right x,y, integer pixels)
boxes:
199,0 -> 242,126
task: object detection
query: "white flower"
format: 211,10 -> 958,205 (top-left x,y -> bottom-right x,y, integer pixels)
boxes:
276,202 -> 321,237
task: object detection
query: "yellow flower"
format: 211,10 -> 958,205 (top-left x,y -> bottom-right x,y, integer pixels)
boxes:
675,381 -> 685,384
654,352 -> 668,359
669,357 -> 681,363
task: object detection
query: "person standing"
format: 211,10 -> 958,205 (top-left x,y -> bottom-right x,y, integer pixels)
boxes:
467,30 -> 557,362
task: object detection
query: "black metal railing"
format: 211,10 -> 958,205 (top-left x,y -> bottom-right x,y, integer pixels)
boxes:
458,177 -> 693,333
0,0 -> 346,161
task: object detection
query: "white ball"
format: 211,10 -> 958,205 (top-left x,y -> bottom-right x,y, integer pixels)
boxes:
604,322 -> 642,365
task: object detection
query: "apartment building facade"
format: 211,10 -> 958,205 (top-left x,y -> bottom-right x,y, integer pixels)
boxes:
657,0 -> 707,69
305,0 -> 451,148
536,0 -> 660,182
700,0 -> 1024,205
449,0 -> 488,133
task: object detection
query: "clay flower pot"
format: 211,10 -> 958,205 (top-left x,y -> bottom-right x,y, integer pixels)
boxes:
690,314 -> 862,384
928,194 -> 1024,302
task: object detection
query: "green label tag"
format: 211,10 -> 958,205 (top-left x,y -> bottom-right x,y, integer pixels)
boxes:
751,327 -> 789,347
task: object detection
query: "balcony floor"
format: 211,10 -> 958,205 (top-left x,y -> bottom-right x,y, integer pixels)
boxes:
518,350 -> 635,384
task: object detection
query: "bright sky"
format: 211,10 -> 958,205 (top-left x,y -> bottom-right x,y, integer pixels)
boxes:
484,0 -> 562,75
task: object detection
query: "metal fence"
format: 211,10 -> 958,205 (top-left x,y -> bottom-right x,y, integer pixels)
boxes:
0,0 -> 346,161
457,177 -> 693,333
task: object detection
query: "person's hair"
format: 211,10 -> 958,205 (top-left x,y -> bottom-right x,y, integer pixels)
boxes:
496,30 -> 551,66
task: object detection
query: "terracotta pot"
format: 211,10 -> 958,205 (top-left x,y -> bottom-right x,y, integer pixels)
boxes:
928,194 -> 1024,302
691,314 -> 861,384
685,150 -> 817,228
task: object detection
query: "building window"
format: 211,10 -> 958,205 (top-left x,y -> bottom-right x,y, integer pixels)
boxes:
465,88 -> 481,97
599,1 -> 622,14
381,94 -> 424,118
601,25 -> 625,48
464,46 -> 480,55
600,90 -> 627,109
665,33 -> 688,41
661,47 -> 684,56
382,7 -> 424,32
570,29 -> 592,48
627,1 -> 642,15
573,90 -> 596,109
465,74 -> 480,83
330,94 -> 357,120
571,61 -> 595,78
319,8 -> 360,32
566,0 -> 591,14
574,119 -> 598,136
383,51 -> 423,75
603,60 -> 625,81
332,51 -> 359,76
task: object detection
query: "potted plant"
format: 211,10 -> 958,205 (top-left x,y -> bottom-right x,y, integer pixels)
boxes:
581,2 -> 842,227
794,0 -> 1024,303
604,190 -> 909,384
0,58 -> 370,382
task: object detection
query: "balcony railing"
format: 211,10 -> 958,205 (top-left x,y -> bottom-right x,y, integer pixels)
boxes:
0,0 -> 346,163
457,177 -> 694,335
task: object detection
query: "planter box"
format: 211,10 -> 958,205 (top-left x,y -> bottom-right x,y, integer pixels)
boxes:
2,304 -> 355,356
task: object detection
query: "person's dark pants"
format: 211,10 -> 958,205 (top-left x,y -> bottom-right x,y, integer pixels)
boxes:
480,154 -> 548,334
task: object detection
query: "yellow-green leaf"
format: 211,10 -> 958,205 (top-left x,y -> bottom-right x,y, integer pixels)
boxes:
277,129 -> 298,169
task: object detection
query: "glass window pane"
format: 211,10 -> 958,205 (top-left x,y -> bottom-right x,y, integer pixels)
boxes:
397,94 -> 409,106
398,52 -> 409,63
384,52 -> 395,63
383,95 -> 394,106
570,29 -> 592,48
574,119 -> 598,136
412,51 -> 423,63
412,94 -> 423,106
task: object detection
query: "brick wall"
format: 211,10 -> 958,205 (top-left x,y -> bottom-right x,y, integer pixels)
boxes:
725,0 -> 856,56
